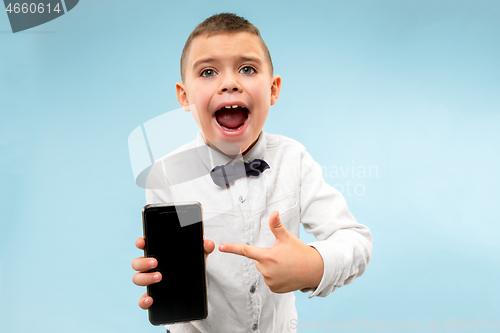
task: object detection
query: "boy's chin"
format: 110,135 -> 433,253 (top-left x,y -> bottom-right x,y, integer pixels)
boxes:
208,134 -> 257,156
209,141 -> 242,156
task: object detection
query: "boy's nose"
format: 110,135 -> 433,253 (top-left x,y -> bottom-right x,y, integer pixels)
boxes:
219,76 -> 242,94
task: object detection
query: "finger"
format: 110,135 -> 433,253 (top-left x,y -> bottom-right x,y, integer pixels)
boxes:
219,243 -> 267,261
135,237 -> 145,250
132,271 -> 162,286
139,292 -> 153,310
204,239 -> 215,256
131,257 -> 157,272
269,211 -> 288,240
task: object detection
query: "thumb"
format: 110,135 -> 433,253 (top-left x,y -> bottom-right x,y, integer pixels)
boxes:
269,211 -> 288,240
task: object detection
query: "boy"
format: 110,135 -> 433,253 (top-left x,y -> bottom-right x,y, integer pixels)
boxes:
132,13 -> 372,333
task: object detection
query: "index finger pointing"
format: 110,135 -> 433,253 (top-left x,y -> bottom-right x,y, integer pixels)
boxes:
219,243 -> 267,261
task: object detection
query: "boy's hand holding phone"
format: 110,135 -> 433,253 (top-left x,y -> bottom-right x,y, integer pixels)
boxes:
219,211 -> 325,294
131,237 -> 215,309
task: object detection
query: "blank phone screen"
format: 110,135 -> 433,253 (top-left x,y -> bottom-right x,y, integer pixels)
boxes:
143,204 -> 207,325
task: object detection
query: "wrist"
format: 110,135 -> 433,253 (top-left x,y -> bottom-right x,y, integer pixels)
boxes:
303,246 -> 324,289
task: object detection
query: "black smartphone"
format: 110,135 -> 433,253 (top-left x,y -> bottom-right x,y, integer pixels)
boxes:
142,202 -> 207,325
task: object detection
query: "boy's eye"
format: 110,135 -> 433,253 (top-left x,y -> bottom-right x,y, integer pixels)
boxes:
201,69 -> 217,77
239,67 -> 255,75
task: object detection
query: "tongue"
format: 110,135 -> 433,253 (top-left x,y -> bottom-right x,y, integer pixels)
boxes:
216,107 -> 247,129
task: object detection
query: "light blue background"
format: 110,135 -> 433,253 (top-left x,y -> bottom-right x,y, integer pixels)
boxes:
1,0 -> 499,332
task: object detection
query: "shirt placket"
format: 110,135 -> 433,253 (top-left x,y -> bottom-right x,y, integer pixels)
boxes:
230,175 -> 261,332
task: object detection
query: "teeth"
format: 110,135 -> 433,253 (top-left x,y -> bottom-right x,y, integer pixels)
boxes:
222,105 -> 242,109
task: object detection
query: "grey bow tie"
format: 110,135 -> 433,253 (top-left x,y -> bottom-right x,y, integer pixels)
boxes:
210,159 -> 270,187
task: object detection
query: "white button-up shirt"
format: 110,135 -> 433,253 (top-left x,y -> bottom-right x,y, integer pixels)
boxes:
145,131 -> 372,333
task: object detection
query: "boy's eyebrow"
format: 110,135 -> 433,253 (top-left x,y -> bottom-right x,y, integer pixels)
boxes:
192,58 -> 218,69
238,56 -> 262,65
192,56 -> 262,70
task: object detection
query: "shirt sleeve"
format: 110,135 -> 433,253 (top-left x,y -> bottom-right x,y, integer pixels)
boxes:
298,147 -> 372,298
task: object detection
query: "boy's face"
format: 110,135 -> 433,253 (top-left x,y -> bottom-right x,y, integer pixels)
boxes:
176,32 -> 281,154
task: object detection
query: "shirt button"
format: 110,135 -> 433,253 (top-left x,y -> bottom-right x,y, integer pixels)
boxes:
239,196 -> 245,203
252,323 -> 258,331
249,285 -> 256,294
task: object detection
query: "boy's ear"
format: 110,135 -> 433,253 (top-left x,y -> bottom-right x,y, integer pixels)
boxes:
270,75 -> 282,106
176,82 -> 191,111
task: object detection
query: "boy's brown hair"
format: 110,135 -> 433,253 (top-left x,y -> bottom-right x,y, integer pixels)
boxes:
180,13 -> 274,81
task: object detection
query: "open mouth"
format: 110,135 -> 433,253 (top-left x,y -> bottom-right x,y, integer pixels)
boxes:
214,105 -> 249,131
